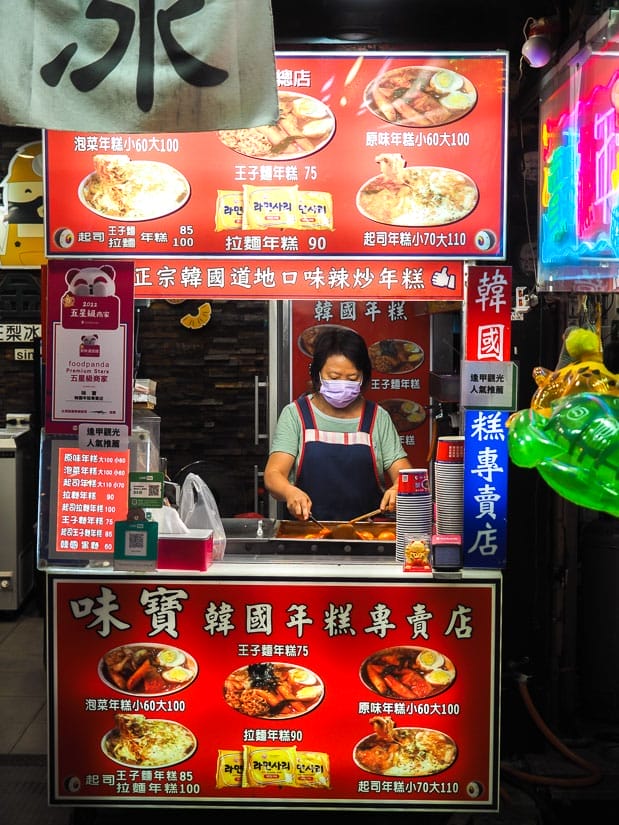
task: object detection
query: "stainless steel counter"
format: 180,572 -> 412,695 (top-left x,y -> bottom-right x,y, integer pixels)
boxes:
221,516 -> 397,558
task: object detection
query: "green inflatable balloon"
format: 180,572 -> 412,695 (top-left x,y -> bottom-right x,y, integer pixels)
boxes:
507,392 -> 619,517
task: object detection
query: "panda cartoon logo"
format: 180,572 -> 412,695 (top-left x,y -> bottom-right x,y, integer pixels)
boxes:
61,264 -> 120,329
65,265 -> 117,297
0,141 -> 46,268
79,333 -> 100,357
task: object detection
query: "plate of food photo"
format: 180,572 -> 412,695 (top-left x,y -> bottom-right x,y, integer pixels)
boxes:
364,65 -> 477,127
218,91 -> 336,160
353,716 -> 457,777
360,645 -> 456,700
101,713 -> 197,768
98,642 -> 198,696
378,399 -> 427,433
357,153 -> 478,227
369,339 -> 424,373
298,324 -> 352,357
79,154 -> 190,220
223,661 -> 324,719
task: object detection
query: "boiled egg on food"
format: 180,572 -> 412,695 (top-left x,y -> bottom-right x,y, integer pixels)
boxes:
301,117 -> 333,139
162,665 -> 193,683
425,668 -> 455,687
430,70 -> 464,95
416,649 -> 445,671
402,401 -> 425,423
292,96 -> 329,120
295,684 -> 323,701
441,91 -> 475,112
156,648 -> 186,668
289,667 -> 318,686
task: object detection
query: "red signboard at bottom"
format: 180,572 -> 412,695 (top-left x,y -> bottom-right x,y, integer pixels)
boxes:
48,573 -> 500,812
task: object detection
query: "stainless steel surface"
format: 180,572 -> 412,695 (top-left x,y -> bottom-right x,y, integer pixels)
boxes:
222,517 -> 396,557
222,517 -> 277,542
0,428 -> 36,612
253,374 -> 269,447
253,463 -> 261,513
267,300 -> 292,520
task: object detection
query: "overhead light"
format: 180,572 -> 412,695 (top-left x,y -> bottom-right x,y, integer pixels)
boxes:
521,16 -> 559,68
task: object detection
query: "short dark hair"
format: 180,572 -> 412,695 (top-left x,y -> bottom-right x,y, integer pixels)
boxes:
309,327 -> 372,391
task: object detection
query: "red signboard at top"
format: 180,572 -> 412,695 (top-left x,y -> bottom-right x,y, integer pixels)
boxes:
44,51 -> 508,265
131,257 -> 464,301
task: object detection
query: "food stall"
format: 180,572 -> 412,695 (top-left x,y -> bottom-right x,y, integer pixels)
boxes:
47,564 -> 501,812
39,50 -> 510,814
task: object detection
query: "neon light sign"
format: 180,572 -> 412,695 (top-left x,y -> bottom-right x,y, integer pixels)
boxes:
538,55 -> 619,291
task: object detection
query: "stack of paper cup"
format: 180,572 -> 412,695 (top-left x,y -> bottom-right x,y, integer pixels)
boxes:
396,468 -> 432,563
434,436 -> 465,536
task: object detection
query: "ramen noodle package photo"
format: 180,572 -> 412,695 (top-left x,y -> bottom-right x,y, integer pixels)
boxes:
241,744 -> 298,788
297,191 -> 334,230
295,751 -> 331,789
242,185 -> 299,230
215,187 -> 334,232
215,749 -> 244,788
214,190 -> 244,231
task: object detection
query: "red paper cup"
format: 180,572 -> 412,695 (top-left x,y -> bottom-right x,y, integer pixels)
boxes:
436,436 -> 465,462
398,468 -> 429,495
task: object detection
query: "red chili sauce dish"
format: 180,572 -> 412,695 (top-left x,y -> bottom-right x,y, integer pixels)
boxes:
360,645 -> 456,700
98,643 -> 198,696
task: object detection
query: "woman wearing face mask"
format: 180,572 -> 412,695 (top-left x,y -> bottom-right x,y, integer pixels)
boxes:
264,327 -> 413,522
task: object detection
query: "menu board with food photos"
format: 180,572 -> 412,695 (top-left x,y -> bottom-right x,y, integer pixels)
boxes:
44,51 -> 508,267
48,572 -> 501,812
291,300 -> 431,468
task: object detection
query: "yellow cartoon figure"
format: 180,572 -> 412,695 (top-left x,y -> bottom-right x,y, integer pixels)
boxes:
0,141 -> 46,268
529,328 -> 619,416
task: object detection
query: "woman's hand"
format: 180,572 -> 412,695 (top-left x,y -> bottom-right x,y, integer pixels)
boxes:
380,484 -> 399,514
265,451 -> 313,520
285,487 -> 313,521
383,458 -> 414,512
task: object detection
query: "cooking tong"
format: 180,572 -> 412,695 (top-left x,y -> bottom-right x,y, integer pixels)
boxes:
307,508 -> 389,539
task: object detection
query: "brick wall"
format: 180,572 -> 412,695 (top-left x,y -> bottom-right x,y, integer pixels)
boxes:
0,276 -> 270,516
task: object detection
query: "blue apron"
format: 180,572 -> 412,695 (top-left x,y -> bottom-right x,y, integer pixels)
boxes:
294,395 -> 384,521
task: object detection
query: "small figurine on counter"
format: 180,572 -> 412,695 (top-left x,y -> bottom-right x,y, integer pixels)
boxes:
404,536 -> 432,572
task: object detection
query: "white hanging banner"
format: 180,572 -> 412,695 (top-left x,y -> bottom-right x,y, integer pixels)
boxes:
0,0 -> 279,133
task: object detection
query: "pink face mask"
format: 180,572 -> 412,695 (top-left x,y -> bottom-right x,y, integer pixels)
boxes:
319,378 -> 361,408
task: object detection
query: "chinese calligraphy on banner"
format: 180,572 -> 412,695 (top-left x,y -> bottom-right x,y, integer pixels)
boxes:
49,573 -> 501,812
0,0 -> 278,133
462,266 -> 513,568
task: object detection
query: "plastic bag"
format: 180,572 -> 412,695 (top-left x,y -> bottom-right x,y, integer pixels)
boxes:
178,473 -> 227,560
147,506 -> 190,534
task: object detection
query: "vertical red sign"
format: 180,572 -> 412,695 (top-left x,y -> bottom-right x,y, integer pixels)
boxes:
465,266 -> 512,362
44,259 -> 135,434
